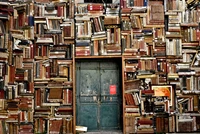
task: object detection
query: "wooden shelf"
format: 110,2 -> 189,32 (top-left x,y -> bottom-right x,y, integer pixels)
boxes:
75,55 -> 122,59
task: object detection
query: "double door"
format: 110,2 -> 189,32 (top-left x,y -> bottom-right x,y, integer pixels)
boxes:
76,59 -> 122,131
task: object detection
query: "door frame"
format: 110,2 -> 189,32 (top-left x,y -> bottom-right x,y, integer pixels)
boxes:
75,57 -> 123,132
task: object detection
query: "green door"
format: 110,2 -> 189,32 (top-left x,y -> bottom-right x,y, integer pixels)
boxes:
76,59 -> 122,131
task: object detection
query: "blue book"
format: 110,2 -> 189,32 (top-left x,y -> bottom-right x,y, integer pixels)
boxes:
144,0 -> 148,6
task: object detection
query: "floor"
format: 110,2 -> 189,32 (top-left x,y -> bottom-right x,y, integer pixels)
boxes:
79,132 -> 200,134
87,132 -> 122,134
80,132 -> 200,134
79,132 -> 122,134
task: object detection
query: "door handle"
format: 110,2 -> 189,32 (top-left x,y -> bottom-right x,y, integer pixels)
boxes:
92,95 -> 101,103
97,96 -> 100,102
93,95 -> 100,103
93,95 -> 97,102
97,95 -> 101,104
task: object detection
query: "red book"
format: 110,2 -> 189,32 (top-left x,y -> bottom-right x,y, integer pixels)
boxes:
19,124 -> 33,133
39,118 -> 45,133
9,65 -> 15,84
56,106 -> 72,112
30,44 -> 34,59
94,17 -> 101,32
120,0 -> 124,8
196,29 -> 200,41
45,66 -> 50,78
141,90 -> 154,94
153,59 -> 157,70
19,111 -> 25,122
63,26 -> 71,37
66,89 -> 72,105
49,120 -> 63,133
129,94 -> 135,105
29,82 -> 34,93
0,90 -> 5,99
123,0 -> 127,8
18,12 -> 25,27
125,93 -> 135,105
42,45 -> 47,57
75,50 -> 90,56
163,62 -> 167,73
57,6 -> 64,17
137,119 -> 153,125
87,4 -> 104,11
134,0 -> 137,6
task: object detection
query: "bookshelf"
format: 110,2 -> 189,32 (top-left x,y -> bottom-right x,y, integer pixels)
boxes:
0,0 -> 200,133
121,0 -> 200,133
0,0 -> 75,134
33,1 -> 75,134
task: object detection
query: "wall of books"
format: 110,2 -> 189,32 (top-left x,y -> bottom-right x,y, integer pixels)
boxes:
0,0 -> 200,133
122,0 -> 200,133
0,0 -> 75,133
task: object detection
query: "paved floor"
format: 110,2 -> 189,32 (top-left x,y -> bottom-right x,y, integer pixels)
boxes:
79,132 -> 122,134
87,132 -> 122,134
81,132 -> 200,134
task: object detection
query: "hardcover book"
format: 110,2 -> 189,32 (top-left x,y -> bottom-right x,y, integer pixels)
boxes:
148,1 -> 164,25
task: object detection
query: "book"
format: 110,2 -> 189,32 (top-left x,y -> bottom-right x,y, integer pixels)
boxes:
0,120 -> 6,134
125,114 -> 138,133
155,115 -> 169,132
104,16 -> 120,25
48,119 -> 63,133
63,89 -> 72,105
48,88 -> 63,100
106,4 -> 120,15
178,119 -> 193,132
34,118 -> 46,133
124,79 -> 140,91
46,18 -> 61,33
0,99 -> 4,110
148,1 -> 164,25
137,118 -> 153,125
87,4 -> 104,11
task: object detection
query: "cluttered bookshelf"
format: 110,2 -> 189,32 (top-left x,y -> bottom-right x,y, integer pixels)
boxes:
122,0 -> 200,133
0,0 -> 200,133
0,0 -> 75,133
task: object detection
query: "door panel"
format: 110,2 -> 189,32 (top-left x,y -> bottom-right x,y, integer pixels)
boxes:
76,59 -> 122,131
76,61 -> 100,131
100,69 -> 120,103
79,69 -> 99,103
79,104 -> 98,130
100,104 -> 119,130
100,61 -> 121,130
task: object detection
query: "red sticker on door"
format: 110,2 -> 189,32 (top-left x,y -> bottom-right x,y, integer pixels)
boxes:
110,85 -> 116,95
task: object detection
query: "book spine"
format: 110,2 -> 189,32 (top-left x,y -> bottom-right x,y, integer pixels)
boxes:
120,0 -> 124,8
66,89 -> 72,105
9,65 -> 15,84
87,4 -> 104,11
144,0 -> 148,6
93,40 -> 99,56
